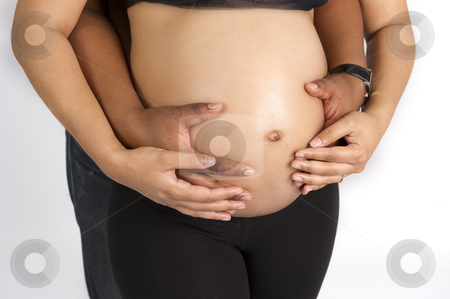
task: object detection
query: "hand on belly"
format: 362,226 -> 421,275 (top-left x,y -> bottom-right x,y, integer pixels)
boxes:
128,3 -> 327,216
180,96 -> 324,217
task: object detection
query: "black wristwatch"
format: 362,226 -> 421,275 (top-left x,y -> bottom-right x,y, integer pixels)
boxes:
329,64 -> 372,109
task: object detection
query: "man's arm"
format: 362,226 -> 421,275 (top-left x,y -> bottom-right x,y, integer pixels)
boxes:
12,0 -> 249,221
67,0 -> 144,149
315,0 -> 366,71
309,0 -> 367,129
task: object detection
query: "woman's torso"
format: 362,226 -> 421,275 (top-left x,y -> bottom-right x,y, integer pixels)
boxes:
128,2 -> 327,217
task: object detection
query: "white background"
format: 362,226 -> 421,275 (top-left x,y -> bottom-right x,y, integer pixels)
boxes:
1,0 -> 449,298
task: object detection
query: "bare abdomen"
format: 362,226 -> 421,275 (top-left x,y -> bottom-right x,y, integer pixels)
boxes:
128,3 -> 327,216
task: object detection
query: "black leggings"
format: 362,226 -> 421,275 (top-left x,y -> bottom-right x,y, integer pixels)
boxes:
107,182 -> 339,299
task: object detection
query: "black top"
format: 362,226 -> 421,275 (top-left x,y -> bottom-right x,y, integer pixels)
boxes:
125,0 -> 327,10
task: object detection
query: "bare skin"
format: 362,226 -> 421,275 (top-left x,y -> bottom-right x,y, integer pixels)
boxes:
291,0 -> 414,194
12,0 -> 367,220
12,0 -> 257,221
128,3 -> 327,217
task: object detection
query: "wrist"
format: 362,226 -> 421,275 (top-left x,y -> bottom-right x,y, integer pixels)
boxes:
329,64 -> 372,109
95,145 -> 129,183
343,73 -> 366,106
112,106 -> 148,149
361,95 -> 393,133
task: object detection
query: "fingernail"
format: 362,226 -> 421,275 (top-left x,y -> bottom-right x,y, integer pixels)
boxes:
207,102 -> 220,109
202,155 -> 216,167
228,186 -> 243,195
292,162 -> 302,170
241,195 -> 251,201
310,83 -> 319,89
244,169 -> 255,176
295,152 -> 305,159
293,175 -> 303,183
221,216 -> 231,221
236,205 -> 246,210
310,137 -> 322,148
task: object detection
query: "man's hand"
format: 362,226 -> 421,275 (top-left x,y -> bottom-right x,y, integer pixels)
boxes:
118,103 -> 254,176
121,102 -> 220,151
123,101 -> 255,177
291,111 -> 383,194
105,146 -> 251,221
305,73 -> 365,129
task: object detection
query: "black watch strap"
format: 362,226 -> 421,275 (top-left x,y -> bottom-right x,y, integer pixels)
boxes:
329,64 -> 372,108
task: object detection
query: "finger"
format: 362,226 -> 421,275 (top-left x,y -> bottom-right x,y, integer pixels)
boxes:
178,171 -> 223,187
204,156 -> 255,176
175,205 -> 233,221
300,184 -> 326,195
292,172 -> 343,186
295,144 -> 361,164
177,169 -> 216,183
293,180 -> 303,188
178,172 -> 252,201
304,78 -> 334,100
177,102 -> 223,127
172,178 -> 246,203
176,198 -> 246,215
291,158 -> 353,176
293,146 -> 359,165
305,116 -> 355,148
162,150 -> 217,170
163,150 -> 255,177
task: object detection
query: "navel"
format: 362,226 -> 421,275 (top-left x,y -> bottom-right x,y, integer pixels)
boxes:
267,131 -> 283,142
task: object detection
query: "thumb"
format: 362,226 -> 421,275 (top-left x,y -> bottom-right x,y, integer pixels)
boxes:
162,150 -> 217,170
177,102 -> 223,128
309,118 -> 350,148
305,78 -> 335,101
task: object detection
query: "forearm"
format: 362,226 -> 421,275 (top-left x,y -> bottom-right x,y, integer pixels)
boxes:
312,0 -> 367,116
361,0 -> 414,132
364,32 -> 414,131
69,7 -> 145,148
314,0 -> 366,70
292,0 -> 415,192
12,4 -> 125,176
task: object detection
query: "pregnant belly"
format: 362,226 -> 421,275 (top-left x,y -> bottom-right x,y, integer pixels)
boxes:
128,3 -> 327,217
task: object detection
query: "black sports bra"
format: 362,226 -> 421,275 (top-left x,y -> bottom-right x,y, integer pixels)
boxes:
124,0 -> 327,11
